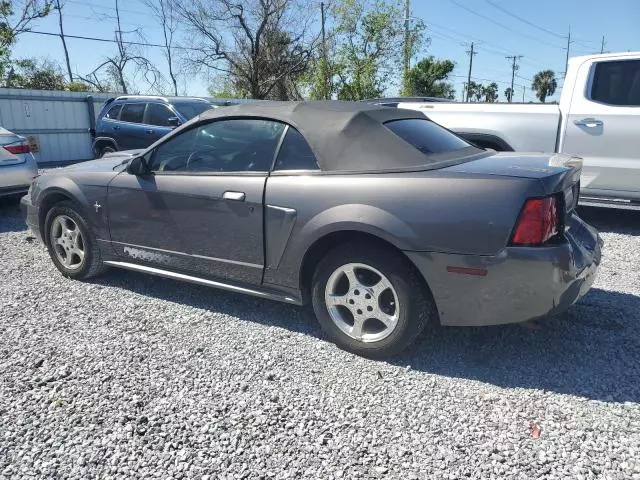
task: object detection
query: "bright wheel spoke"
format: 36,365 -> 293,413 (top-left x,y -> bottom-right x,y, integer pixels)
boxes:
326,294 -> 348,307
351,317 -> 365,340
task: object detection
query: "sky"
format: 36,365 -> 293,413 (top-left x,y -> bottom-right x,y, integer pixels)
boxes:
11,0 -> 640,102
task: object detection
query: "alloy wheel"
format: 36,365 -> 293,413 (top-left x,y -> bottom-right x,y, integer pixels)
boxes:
324,262 -> 400,343
50,215 -> 85,270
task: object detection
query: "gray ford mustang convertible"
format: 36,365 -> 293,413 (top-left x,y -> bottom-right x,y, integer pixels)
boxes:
21,101 -> 602,357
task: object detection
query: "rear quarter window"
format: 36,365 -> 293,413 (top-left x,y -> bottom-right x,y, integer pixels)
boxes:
120,103 -> 146,123
384,118 -> 471,155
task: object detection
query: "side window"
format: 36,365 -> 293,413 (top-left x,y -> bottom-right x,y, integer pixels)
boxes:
146,103 -> 173,126
274,128 -> 319,170
149,119 -> 285,173
590,59 -> 640,106
104,104 -> 122,120
120,103 -> 146,123
148,128 -> 198,172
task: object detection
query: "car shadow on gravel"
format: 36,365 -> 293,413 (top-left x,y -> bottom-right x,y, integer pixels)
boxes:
0,199 -> 26,233
395,287 -> 640,403
93,267 -> 640,403
89,268 -> 323,337
577,205 -> 640,236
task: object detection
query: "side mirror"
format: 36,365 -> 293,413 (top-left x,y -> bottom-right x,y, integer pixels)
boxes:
167,117 -> 181,127
126,156 -> 149,175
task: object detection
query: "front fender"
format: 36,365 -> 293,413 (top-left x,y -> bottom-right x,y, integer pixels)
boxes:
34,176 -> 109,240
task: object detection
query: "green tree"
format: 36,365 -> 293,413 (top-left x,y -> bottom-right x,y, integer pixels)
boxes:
504,87 -> 513,102
330,0 -> 425,100
402,56 -> 455,99
67,81 -> 90,91
466,81 -> 484,102
483,82 -> 498,102
1,0 -> 53,80
6,58 -> 66,90
532,70 -> 557,103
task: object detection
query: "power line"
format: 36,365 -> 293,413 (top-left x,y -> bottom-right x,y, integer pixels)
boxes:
448,0 -> 564,49
484,0 -> 564,39
65,0 -> 149,16
23,29 -> 201,51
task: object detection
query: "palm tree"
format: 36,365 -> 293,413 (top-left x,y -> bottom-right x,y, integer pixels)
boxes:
531,70 -> 557,103
504,87 -> 513,102
484,82 -> 498,102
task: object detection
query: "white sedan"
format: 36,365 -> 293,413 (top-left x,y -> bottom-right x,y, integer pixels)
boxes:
0,127 -> 38,198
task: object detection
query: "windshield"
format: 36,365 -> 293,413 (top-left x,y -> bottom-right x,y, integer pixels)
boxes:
171,101 -> 215,120
384,118 -> 472,156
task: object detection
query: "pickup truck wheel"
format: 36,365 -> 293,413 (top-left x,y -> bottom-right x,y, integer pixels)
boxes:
99,145 -> 116,157
44,201 -> 107,280
311,243 -> 433,358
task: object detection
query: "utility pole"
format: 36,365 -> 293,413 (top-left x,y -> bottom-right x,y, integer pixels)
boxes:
564,26 -> 574,78
465,42 -> 476,102
600,35 -> 606,54
55,0 -> 73,83
320,2 -> 329,99
522,85 -> 525,103
462,83 -> 467,102
506,55 -> 523,103
402,0 -> 411,94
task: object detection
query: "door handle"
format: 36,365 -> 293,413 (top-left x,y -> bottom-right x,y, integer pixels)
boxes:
113,125 -> 120,130
574,118 -> 603,128
222,191 -> 246,201
146,129 -> 154,134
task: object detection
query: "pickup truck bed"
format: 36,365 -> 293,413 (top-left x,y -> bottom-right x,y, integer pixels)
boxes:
403,102 -> 560,152
397,51 -> 640,205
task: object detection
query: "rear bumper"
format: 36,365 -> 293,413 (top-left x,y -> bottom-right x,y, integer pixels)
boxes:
20,194 -> 42,243
405,213 -> 602,326
0,157 -> 37,196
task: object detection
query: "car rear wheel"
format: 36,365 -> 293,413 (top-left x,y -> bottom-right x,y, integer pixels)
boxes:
44,201 -> 107,279
311,243 -> 434,358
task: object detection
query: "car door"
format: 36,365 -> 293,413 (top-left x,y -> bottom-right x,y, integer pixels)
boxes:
560,58 -> 640,195
107,118 -> 286,285
117,103 -> 150,150
143,102 -> 178,144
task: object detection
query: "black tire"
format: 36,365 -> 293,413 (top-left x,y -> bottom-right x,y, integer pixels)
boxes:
44,200 -> 107,280
311,242 -> 435,358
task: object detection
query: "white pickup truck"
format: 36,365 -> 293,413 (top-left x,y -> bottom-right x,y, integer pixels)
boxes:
396,52 -> 640,207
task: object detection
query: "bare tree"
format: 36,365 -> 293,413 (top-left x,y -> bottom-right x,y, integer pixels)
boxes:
77,0 -> 162,94
175,0 -> 317,99
53,0 -> 72,82
142,0 -> 179,95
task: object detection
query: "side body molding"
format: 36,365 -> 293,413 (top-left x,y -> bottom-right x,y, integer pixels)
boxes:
265,205 -> 298,269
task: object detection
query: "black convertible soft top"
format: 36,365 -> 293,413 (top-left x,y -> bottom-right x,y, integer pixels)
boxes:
199,101 -> 481,172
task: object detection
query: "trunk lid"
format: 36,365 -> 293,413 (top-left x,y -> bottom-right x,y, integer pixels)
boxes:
444,152 -> 582,211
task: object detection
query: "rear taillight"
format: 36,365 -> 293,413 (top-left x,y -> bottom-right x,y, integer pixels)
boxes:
3,144 -> 31,154
511,196 -> 559,246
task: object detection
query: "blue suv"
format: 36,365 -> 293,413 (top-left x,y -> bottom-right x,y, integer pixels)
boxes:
92,96 -> 225,157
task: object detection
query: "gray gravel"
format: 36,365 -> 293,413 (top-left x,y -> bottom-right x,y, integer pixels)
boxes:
1,198 -> 639,480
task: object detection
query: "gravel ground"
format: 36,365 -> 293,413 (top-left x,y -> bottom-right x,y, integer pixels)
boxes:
1,198 -> 639,480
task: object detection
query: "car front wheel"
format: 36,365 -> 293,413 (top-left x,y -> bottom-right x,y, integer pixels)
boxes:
44,201 -> 106,279
311,243 -> 434,358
